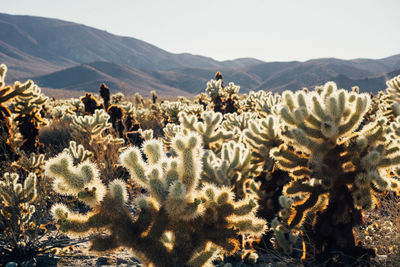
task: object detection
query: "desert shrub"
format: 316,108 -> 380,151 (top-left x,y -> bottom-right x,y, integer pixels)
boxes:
39,120 -> 73,155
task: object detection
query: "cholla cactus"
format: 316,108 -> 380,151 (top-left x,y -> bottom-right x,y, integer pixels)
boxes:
243,116 -> 282,172
222,112 -> 258,131
63,141 -> 93,164
269,81 -> 400,261
134,92 -> 145,107
0,172 -> 37,214
201,141 -> 253,198
160,101 -> 185,124
270,196 -> 299,255
68,98 -> 85,115
45,152 -> 106,208
163,123 -> 183,151
377,75 -> 400,121
111,92 -> 124,105
121,103 -> 140,131
15,152 -> 45,175
9,83 -> 48,152
0,64 -> 34,162
160,100 -> 204,126
255,92 -> 281,117
0,172 -> 37,259
50,105 -> 74,121
150,90 -> 158,104
80,93 -> 103,114
99,83 -> 111,110
47,133 -> 266,267
71,109 -> 123,147
240,90 -> 281,116
205,79 -> 240,114
179,111 -> 237,150
386,75 -> 400,103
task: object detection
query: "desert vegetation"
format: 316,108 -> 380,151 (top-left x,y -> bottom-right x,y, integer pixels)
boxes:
1,63 -> 400,267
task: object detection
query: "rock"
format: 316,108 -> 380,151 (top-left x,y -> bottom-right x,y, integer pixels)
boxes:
96,257 -> 110,266
5,263 -> 18,267
116,258 -> 128,264
377,255 -> 388,261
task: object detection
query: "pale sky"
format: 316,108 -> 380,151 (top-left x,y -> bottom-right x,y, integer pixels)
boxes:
2,0 -> 399,62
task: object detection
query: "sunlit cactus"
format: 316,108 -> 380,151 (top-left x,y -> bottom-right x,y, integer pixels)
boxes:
269,81 -> 400,262
201,141 -> 253,199
47,133 -> 266,267
68,98 -> 85,115
377,75 -> 400,122
222,112 -> 258,131
163,123 -> 183,151
386,75 -> 400,102
15,152 -> 45,175
160,101 -> 185,124
205,78 -> 240,114
179,111 -> 237,150
70,109 -> 123,148
0,172 -> 37,209
121,102 -> 141,131
111,92 -> 124,105
243,115 -> 282,172
0,64 -> 34,162
45,152 -> 106,208
8,83 -> 48,153
270,195 -> 299,255
0,172 -> 37,259
63,141 -> 93,164
160,101 -> 203,125
150,90 -> 158,104
134,92 -> 145,107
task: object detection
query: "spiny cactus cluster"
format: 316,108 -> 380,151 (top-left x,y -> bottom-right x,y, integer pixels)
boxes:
205,74 -> 240,114
9,83 -> 48,153
0,64 -> 34,163
0,172 -> 37,258
47,133 -> 266,267
269,81 -> 400,261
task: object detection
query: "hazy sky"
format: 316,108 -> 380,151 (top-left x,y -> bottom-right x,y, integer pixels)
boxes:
2,0 -> 399,62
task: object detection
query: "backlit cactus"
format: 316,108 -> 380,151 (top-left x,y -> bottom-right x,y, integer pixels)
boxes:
269,81 -> 400,262
205,78 -> 240,114
0,64 -> 34,162
201,141 -> 253,198
179,111 -> 237,150
9,83 -> 48,153
46,133 -> 266,267
0,172 -> 37,259
270,195 -> 299,255
70,109 -> 124,148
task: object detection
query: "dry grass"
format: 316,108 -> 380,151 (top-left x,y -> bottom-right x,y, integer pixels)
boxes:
355,192 -> 400,266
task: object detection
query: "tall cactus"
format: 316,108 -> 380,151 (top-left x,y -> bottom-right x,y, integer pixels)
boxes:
270,81 -> 400,262
0,64 -> 34,163
46,133 -> 266,267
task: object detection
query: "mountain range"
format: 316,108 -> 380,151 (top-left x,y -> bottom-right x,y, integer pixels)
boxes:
1,12 -> 399,97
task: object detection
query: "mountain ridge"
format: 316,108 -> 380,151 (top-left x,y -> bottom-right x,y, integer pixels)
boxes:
1,12 -> 399,96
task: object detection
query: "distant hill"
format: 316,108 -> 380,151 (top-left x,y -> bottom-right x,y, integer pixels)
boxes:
32,62 -> 192,96
1,12 -> 400,96
330,69 -> 400,94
